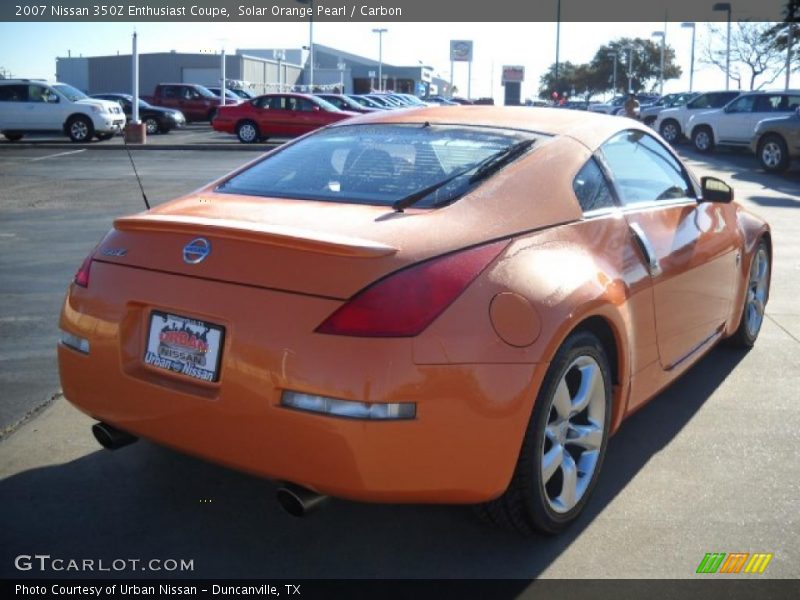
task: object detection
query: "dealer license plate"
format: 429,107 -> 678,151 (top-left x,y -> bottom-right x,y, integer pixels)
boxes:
143,311 -> 224,382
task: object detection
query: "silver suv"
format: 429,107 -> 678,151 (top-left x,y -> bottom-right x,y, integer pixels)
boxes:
0,79 -> 125,142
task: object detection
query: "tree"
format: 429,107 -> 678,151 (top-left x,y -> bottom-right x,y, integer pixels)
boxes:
590,38 -> 681,95
764,0 -> 799,73
537,37 -> 682,100
702,22 -> 787,90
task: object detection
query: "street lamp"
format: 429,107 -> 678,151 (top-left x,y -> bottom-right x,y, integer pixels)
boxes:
372,28 -> 388,92
296,0 -> 314,91
555,0 -> 561,96
713,2 -> 732,91
681,22 -> 696,93
609,51 -> 618,97
273,49 -> 285,92
628,45 -> 635,92
651,31 -> 665,97
337,59 -> 346,93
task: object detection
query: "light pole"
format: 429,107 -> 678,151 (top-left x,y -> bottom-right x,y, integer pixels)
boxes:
273,49 -> 285,92
296,0 -> 314,91
681,22 -> 696,92
372,28 -> 388,92
713,2 -> 732,91
786,23 -> 794,91
609,51 -> 618,97
652,31 -> 665,97
337,59 -> 346,94
628,45 -> 635,92
555,0 -> 561,96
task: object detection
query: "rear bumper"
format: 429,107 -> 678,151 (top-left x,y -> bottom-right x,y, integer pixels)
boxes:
58,262 -> 544,504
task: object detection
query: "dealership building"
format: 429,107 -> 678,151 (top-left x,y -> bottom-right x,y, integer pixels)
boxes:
55,43 -> 448,98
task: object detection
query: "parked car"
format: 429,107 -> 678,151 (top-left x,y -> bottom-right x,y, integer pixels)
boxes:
207,87 -> 253,100
347,94 -> 389,110
0,79 -> 125,142
422,95 -> 458,105
59,106 -> 770,535
751,106 -> 800,172
316,93 -> 379,113
211,93 -> 357,143
588,95 -> 625,114
687,90 -> 800,153
639,92 -> 697,126
654,90 -> 741,144
365,94 -> 403,108
142,83 -> 223,122
91,93 -> 186,134
609,93 -> 660,116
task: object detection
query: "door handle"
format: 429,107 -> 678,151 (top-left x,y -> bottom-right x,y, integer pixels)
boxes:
629,223 -> 662,277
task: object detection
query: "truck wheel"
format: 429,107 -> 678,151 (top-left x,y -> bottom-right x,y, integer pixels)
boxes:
692,126 -> 715,153
208,109 -> 217,122
659,119 -> 681,143
67,116 -> 94,142
757,134 -> 790,173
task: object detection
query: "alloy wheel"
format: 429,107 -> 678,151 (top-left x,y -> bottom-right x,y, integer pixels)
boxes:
745,247 -> 769,339
540,355 -> 606,514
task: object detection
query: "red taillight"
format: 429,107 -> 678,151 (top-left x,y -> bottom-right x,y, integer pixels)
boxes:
316,241 -> 508,337
74,253 -> 93,288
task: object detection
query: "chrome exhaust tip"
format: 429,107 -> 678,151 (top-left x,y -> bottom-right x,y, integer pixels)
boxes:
92,422 -> 137,450
276,483 -> 328,517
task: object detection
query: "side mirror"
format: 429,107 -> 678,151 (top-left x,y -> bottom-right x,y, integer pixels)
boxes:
45,92 -> 59,103
312,105 -> 321,112
700,176 -> 734,203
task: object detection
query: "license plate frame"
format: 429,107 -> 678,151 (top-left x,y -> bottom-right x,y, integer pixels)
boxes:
143,311 -> 225,383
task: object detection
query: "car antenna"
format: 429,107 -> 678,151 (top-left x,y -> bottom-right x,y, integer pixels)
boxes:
122,133 -> 151,210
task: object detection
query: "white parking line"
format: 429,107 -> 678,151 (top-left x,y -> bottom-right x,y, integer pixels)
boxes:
30,149 -> 87,162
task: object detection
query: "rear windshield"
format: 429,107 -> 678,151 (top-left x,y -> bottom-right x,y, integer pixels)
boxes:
215,124 -> 540,208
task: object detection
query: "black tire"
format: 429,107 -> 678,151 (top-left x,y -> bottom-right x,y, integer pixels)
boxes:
144,117 -> 159,135
96,133 -> 114,141
756,134 -> 790,173
727,240 -> 770,348
476,330 -> 612,535
208,109 -> 217,122
3,133 -> 23,142
67,115 -> 94,142
692,126 -> 714,153
659,119 -> 681,144
643,116 -> 657,127
236,120 -> 260,144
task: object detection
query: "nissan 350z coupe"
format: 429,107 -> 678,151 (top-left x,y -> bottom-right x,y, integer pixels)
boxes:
58,106 -> 771,534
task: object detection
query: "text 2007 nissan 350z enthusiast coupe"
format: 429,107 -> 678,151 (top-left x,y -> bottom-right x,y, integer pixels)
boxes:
58,106 -> 770,534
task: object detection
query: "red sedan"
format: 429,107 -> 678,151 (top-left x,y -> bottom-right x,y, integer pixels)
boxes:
212,93 -> 357,143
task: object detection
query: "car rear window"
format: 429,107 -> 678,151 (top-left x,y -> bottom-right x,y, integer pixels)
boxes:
216,124 -> 542,208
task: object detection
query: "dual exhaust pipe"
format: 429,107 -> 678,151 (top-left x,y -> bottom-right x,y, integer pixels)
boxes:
91,422 -> 327,517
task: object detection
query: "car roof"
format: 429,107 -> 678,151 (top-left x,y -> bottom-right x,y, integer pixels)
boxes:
330,105 -> 645,151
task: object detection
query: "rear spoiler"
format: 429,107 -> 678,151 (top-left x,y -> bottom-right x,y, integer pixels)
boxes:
114,214 -> 397,258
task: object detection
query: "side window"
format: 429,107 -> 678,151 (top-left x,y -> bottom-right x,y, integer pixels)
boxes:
726,95 -> 756,113
688,94 -> 711,109
162,86 -> 177,99
788,95 -> 800,110
28,85 -> 47,103
269,96 -> 287,110
0,85 -> 27,102
572,158 -> 616,213
295,98 -> 315,112
754,95 -> 782,112
599,131 -> 693,206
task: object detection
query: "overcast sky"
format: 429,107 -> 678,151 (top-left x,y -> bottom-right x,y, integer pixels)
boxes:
0,20 -> 791,99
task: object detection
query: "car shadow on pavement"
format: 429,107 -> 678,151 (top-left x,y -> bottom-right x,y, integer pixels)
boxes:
0,346 -> 747,580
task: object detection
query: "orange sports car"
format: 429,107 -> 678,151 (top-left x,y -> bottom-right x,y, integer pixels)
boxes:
58,107 -> 771,534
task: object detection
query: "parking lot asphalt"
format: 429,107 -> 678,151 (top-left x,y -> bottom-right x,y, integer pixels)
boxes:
0,142 -> 798,580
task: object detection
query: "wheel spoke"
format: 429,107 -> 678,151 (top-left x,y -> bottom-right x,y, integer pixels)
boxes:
541,443 -> 564,483
571,363 -> 599,415
566,423 -> 603,450
552,379 -> 571,420
556,452 -> 578,510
